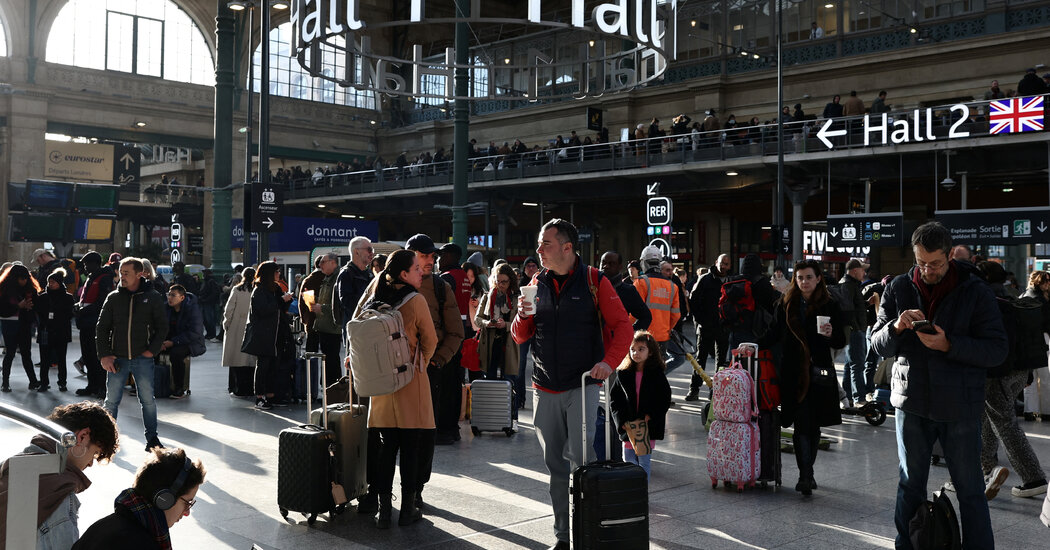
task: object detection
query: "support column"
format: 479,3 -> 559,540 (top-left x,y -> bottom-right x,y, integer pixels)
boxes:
210,0 -> 235,275
787,187 -> 816,263
451,0 -> 470,249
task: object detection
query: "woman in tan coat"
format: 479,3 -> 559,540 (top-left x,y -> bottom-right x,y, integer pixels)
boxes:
474,263 -> 520,419
354,249 -> 437,529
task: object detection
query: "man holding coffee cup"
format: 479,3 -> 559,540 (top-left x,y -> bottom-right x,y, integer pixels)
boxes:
870,221 -> 1007,550
511,219 -> 632,550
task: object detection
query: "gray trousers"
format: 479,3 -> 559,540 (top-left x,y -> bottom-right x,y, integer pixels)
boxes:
982,369 -> 1046,484
533,383 -> 598,543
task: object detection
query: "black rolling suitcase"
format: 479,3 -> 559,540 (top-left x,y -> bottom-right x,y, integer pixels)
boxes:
571,373 -> 649,549
310,363 -> 368,504
278,352 -> 338,525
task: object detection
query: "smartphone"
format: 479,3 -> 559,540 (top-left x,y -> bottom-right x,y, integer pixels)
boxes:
912,320 -> 936,334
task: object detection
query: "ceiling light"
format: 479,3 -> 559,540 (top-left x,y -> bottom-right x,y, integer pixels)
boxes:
910,27 -> 918,34
753,54 -> 760,59
271,0 -> 288,8
824,3 -> 834,8
341,214 -> 357,218
227,1 -> 250,10
1002,187 -> 1014,193
733,24 -> 744,31
135,121 -> 147,127
726,170 -> 739,176
317,203 -> 326,208
238,126 -> 247,133
690,20 -> 697,27
504,58 -> 511,64
522,202 -> 539,207
370,120 -> 377,125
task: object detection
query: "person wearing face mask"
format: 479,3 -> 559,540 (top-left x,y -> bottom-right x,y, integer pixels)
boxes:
0,401 -> 120,550
752,259 -> 846,496
35,268 -> 76,392
72,448 -> 206,550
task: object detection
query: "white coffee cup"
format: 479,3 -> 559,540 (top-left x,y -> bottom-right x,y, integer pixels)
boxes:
816,315 -> 830,332
520,285 -> 538,311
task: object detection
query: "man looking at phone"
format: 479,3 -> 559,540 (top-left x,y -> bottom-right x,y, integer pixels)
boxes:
871,221 -> 1008,550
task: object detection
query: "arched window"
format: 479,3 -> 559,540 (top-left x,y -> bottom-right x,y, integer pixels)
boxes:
0,19 -> 7,56
253,22 -> 376,110
46,0 -> 214,86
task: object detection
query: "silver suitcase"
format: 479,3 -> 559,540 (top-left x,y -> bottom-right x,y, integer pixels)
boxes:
469,379 -> 515,437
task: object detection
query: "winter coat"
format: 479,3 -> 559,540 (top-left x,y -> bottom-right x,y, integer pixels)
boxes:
335,261 -> 372,325
474,289 -> 520,376
610,367 -> 672,442
836,274 -> 867,331
870,262 -> 1008,422
759,293 -> 847,429
356,284 -> 438,429
71,502 -> 161,550
241,286 -> 289,357
166,293 -> 206,357
35,288 -> 75,344
297,270 -> 325,333
95,278 -> 168,360
221,288 -> 256,367
76,266 -> 115,329
689,267 -> 725,331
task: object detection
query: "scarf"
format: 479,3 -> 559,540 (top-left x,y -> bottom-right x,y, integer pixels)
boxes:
911,261 -> 959,320
487,288 -> 513,321
115,487 -> 172,550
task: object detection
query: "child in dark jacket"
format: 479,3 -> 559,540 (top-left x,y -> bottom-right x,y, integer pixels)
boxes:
34,269 -> 75,392
610,330 -> 672,480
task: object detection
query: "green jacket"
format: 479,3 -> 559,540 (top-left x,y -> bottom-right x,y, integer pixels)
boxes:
313,271 -> 342,335
95,278 -> 168,359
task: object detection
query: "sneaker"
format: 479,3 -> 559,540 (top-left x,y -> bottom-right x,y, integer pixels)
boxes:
684,391 -> 700,402
169,391 -> 186,399
73,360 -> 86,375
58,384 -> 67,392
1012,479 -> 1048,498
28,381 -> 39,390
943,480 -> 956,492
840,398 -> 852,409
36,384 -> 50,392
1,385 -> 10,393
75,387 -> 96,396
255,397 -> 272,410
854,400 -> 869,408
985,466 -> 1009,500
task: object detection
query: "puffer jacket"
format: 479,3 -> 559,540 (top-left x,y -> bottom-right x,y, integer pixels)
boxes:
870,261 -> 1008,422
95,278 -> 168,359
167,293 -> 206,357
241,286 -> 289,357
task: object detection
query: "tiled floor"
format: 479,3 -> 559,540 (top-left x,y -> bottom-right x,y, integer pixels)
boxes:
3,342 -> 1049,549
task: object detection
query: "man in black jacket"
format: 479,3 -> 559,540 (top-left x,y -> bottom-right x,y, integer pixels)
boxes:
685,254 -> 730,401
97,257 -> 169,451
336,236 -> 375,326
838,259 -> 870,406
197,269 -> 221,341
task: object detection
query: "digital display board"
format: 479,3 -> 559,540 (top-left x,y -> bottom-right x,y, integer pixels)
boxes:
73,217 -> 115,243
24,180 -> 75,212
75,184 -> 119,214
9,214 -> 70,242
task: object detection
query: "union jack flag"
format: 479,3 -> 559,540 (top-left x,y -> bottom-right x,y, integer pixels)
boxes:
989,96 -> 1044,134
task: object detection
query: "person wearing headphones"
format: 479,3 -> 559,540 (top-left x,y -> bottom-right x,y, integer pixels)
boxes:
73,448 -> 205,550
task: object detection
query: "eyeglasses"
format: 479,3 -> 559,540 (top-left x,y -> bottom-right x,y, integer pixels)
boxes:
180,497 -> 196,511
355,247 -> 374,253
915,260 -> 946,272
496,278 -> 510,285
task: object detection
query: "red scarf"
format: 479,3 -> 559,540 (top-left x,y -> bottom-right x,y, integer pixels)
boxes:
912,260 -> 958,320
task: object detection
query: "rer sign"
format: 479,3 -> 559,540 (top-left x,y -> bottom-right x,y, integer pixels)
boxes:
647,197 -> 673,226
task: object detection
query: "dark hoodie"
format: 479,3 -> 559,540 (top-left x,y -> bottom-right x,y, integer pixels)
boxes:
95,277 -> 168,359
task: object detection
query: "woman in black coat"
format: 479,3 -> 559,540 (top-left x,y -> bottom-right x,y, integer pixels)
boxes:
241,261 -> 292,410
0,263 -> 41,392
34,269 -> 75,391
756,259 -> 846,496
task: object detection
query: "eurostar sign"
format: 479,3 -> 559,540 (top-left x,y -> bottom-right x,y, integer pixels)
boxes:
289,0 -> 678,102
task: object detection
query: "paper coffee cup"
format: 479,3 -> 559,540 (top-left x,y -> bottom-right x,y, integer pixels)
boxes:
520,286 -> 538,309
816,315 -> 830,331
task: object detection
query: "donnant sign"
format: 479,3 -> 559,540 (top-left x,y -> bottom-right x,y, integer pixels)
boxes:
288,0 -> 678,102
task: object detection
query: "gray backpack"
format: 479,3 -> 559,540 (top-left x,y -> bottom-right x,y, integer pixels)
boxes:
346,292 -> 420,397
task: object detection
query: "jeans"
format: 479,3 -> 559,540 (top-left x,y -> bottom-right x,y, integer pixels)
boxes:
37,492 -> 80,550
104,355 -> 159,442
690,325 -> 728,392
894,409 -> 993,550
863,325 -> 880,391
201,302 -> 218,339
516,339 -> 532,409
533,383 -> 598,543
842,328 -> 867,402
624,445 -> 652,480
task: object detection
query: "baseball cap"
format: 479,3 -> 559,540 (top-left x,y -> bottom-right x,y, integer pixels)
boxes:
31,248 -> 53,262
406,234 -> 438,255
80,251 -> 103,265
108,252 -> 123,264
845,259 -> 870,271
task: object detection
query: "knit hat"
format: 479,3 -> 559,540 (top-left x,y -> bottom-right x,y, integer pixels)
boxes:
80,251 -> 103,266
467,251 -> 484,268
741,253 -> 763,279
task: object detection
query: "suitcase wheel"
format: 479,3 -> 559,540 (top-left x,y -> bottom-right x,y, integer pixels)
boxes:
736,483 -> 744,493
471,426 -> 481,436
279,507 -> 289,519
864,406 -> 886,427
759,481 -> 768,488
503,427 -> 514,437
710,477 -> 718,489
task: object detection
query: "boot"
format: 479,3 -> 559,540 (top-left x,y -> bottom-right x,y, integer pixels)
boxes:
398,492 -> 423,526
415,491 -> 424,511
357,491 -> 378,515
375,494 -> 392,529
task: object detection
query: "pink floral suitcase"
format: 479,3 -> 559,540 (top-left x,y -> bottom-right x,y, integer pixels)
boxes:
707,418 -> 761,492
711,366 -> 756,423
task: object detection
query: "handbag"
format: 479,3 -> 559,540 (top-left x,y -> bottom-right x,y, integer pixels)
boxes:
626,418 -> 652,456
461,334 -> 481,371
810,364 -> 837,386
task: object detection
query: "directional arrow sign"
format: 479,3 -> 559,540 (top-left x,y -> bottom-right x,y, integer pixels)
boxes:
112,144 -> 140,184
120,153 -> 135,170
251,185 -> 283,233
827,213 -> 904,248
1039,222 -> 1047,233
829,227 -> 839,237
937,207 -> 1050,245
646,182 -> 660,196
816,119 -> 847,150
262,217 -> 275,229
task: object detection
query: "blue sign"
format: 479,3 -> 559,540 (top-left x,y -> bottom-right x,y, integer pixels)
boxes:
232,216 -> 379,252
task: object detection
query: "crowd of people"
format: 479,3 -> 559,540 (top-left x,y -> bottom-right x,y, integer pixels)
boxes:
5,214 -> 1050,549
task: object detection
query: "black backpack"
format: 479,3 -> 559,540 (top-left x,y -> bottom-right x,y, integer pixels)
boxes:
990,295 -> 1049,377
908,485 -> 961,550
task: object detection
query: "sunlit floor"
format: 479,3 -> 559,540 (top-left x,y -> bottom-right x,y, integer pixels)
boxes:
3,337 -> 1050,549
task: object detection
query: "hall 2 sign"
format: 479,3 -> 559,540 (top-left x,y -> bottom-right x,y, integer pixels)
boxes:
816,105 -> 972,150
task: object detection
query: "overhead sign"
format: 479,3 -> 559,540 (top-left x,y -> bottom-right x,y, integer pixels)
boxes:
803,226 -> 871,257
768,225 -> 791,255
827,213 -> 904,248
170,213 -> 183,264
817,105 -> 974,150
587,107 -> 603,132
648,238 -> 671,259
936,207 -> 1050,245
232,216 -> 380,252
251,185 -> 284,233
44,142 -> 139,183
646,197 -> 673,225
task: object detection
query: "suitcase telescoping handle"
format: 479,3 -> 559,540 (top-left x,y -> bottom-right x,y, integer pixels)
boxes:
580,372 -> 610,463
303,352 -> 328,428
